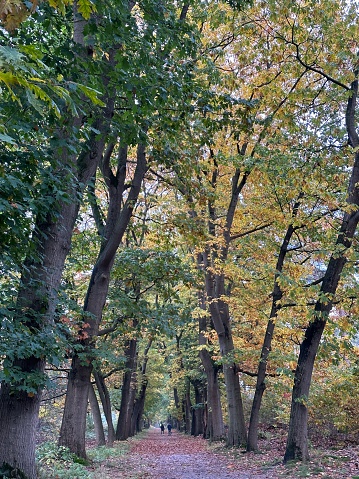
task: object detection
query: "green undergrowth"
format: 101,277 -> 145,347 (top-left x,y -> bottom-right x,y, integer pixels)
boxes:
36,439 -> 132,479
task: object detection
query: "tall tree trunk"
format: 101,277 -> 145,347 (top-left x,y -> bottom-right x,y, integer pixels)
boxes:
0,359 -> 44,479
174,387 -> 180,409
131,339 -> 152,435
284,77 -> 359,462
202,387 -> 208,439
222,349 -> 246,447
202,359 -> 224,440
198,312 -> 224,441
127,369 -> 138,438
59,144 -> 146,456
173,387 -> 182,429
247,196 -> 302,452
88,383 -> 106,446
202,161 -> 249,447
207,273 -> 247,446
184,377 -> 192,434
0,40 -> 111,478
94,370 -> 116,446
116,339 -> 138,440
132,379 -> 148,433
59,357 -> 93,457
191,380 -> 204,437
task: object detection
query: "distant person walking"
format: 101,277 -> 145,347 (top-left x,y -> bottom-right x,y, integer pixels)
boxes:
160,423 -> 165,434
167,424 -> 172,435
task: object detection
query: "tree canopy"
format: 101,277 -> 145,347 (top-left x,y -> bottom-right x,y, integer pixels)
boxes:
1,0 -> 359,477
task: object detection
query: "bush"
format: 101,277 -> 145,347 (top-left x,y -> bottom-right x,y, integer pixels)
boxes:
36,442 -> 93,479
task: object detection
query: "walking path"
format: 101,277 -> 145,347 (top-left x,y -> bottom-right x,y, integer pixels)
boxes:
95,427 -> 272,479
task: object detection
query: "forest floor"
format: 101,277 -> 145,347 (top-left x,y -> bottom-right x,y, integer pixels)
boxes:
87,427 -> 359,479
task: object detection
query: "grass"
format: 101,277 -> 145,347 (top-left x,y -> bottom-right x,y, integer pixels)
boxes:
87,442 -> 130,462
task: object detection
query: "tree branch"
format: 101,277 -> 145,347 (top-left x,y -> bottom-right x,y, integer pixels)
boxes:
230,222 -> 272,241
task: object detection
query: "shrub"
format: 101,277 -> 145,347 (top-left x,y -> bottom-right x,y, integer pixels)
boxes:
36,442 -> 93,479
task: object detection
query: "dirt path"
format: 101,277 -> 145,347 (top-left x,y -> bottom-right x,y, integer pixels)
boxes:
96,428 -> 272,479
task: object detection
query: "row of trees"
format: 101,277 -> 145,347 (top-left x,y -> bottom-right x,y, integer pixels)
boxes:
1,0 -> 359,477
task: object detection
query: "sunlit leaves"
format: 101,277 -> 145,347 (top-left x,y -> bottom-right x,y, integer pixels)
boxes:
0,44 -> 104,126
0,0 -> 96,30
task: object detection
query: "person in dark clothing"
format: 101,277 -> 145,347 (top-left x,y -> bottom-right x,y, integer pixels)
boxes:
160,423 -> 165,434
167,424 -> 172,435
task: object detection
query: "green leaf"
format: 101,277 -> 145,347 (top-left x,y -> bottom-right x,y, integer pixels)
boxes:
77,0 -> 97,19
0,45 -> 25,65
73,83 -> 105,106
0,132 -> 16,144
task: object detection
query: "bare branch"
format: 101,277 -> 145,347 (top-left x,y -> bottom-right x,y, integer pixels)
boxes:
230,222 -> 272,241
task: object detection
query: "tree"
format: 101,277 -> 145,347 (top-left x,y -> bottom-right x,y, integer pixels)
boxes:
130,338 -> 153,435
198,295 -> 225,441
59,142 -> 147,456
247,194 -> 303,451
3,0 -> 359,471
0,2 -> 110,476
58,0 -> 202,456
284,74 -> 359,461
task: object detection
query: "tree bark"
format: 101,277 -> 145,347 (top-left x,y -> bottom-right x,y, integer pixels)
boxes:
58,356 -> 93,457
116,339 -> 138,440
127,368 -> 138,438
198,311 -> 224,441
131,339 -> 152,435
247,196 -> 302,451
284,77 -> 359,462
131,379 -> 148,434
88,383 -> 106,446
59,143 -> 147,455
174,387 -> 180,409
191,379 -> 204,437
221,337 -> 247,447
94,370 -> 116,445
0,359 -> 44,479
206,270 -> 247,446
184,377 -> 192,434
201,356 -> 224,440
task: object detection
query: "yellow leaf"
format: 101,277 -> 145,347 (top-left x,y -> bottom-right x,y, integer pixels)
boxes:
77,0 -> 96,19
